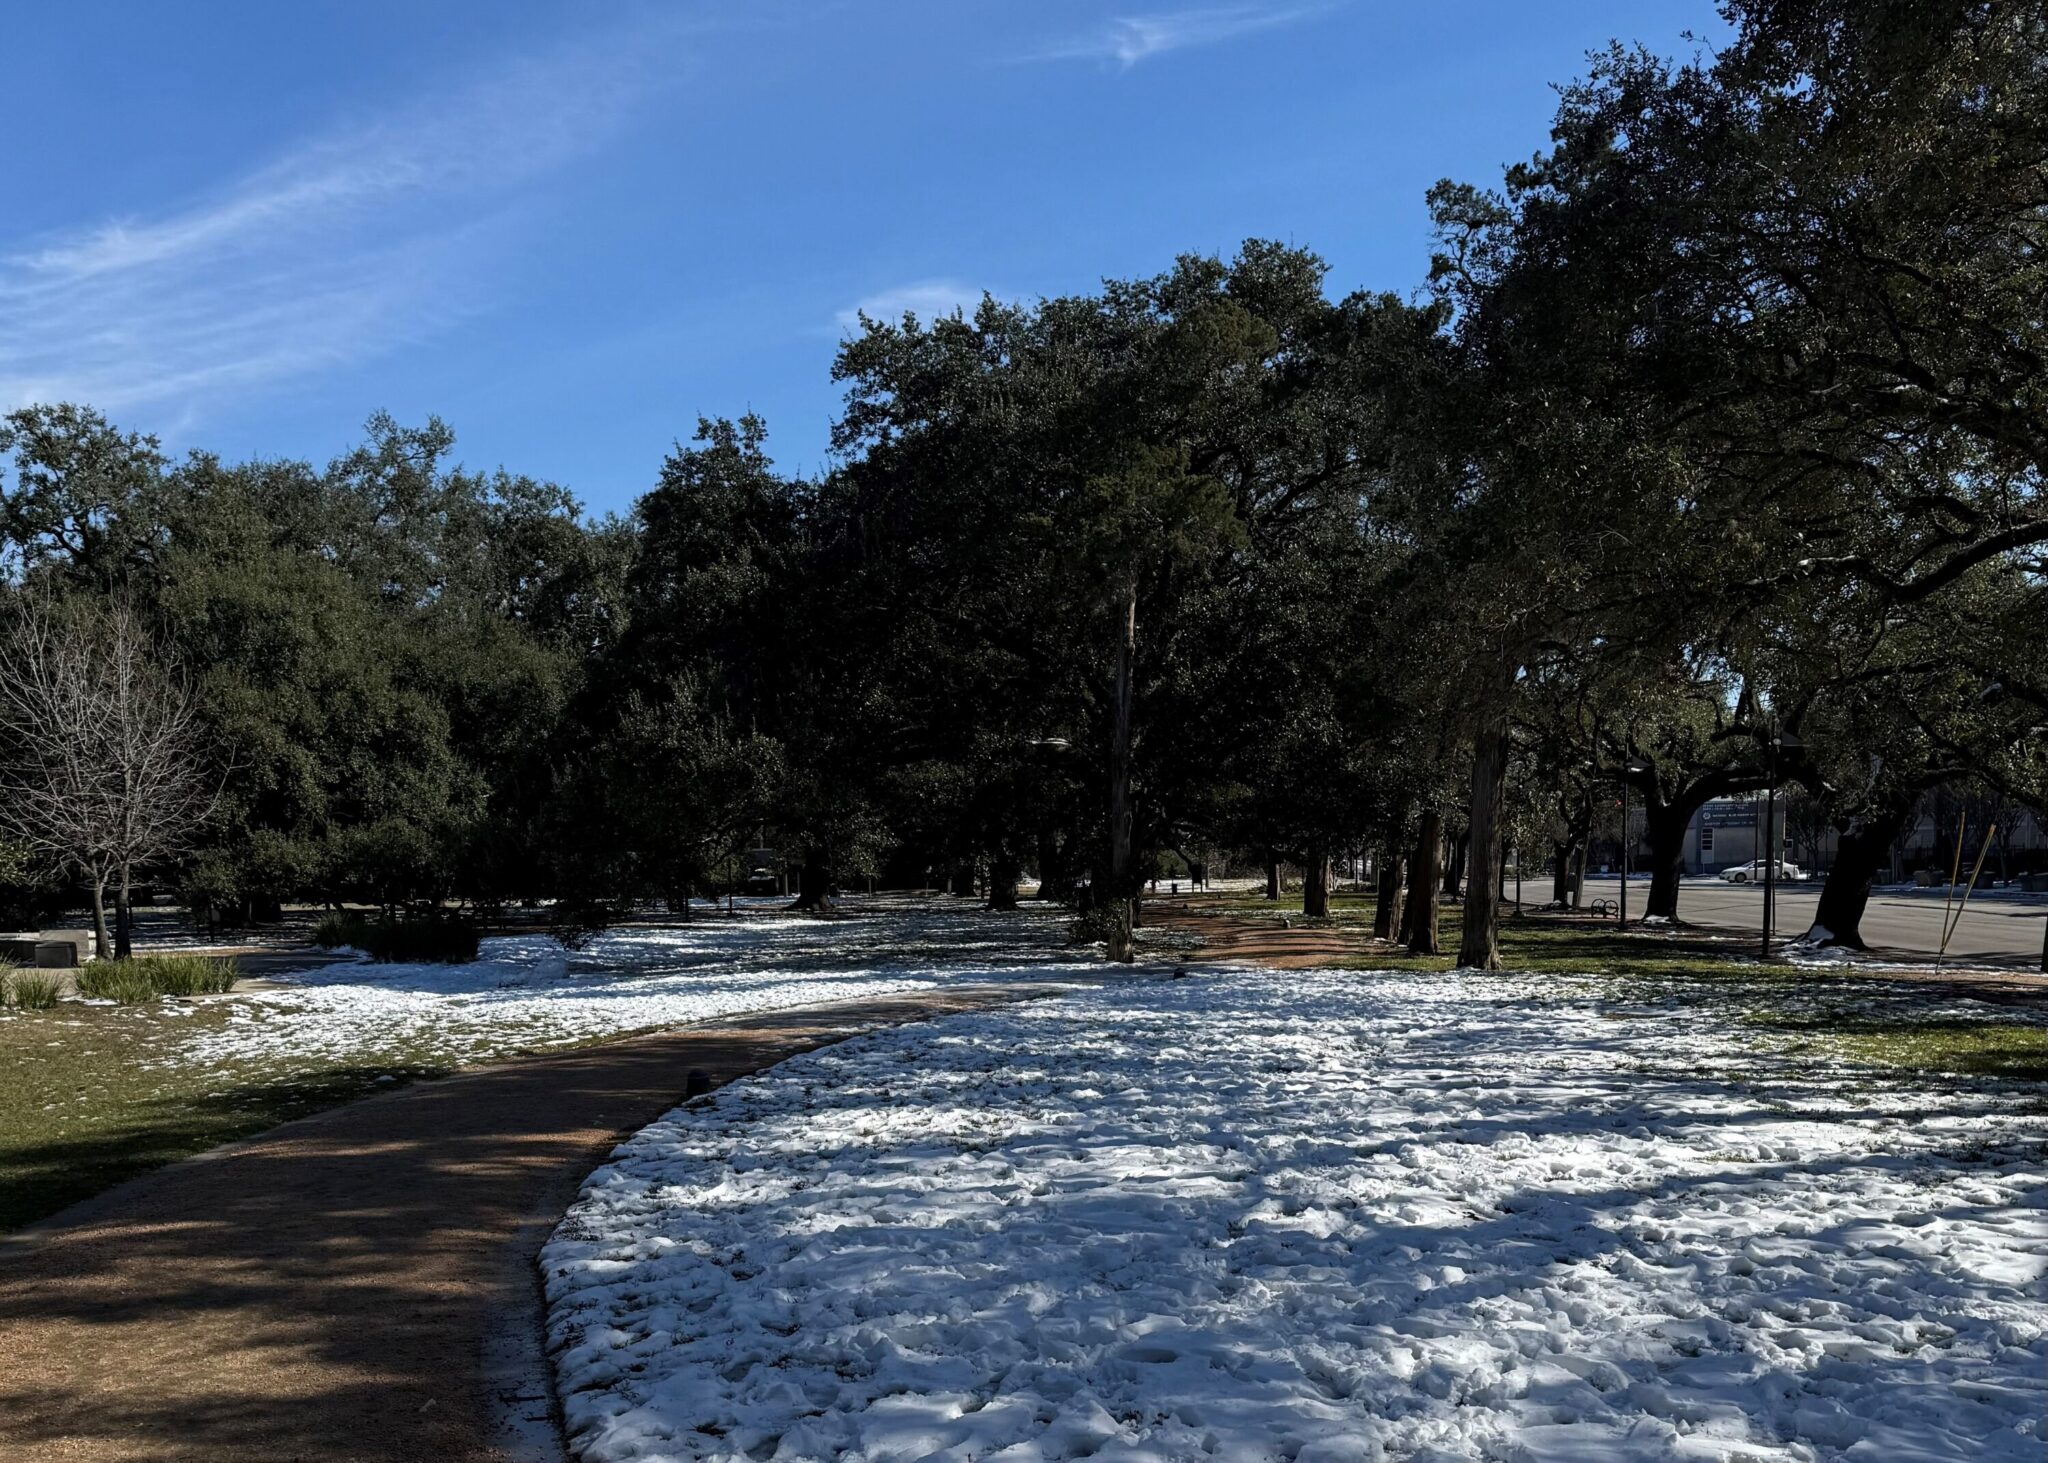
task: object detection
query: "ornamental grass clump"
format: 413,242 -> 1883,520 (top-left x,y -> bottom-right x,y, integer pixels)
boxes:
76,955 -> 235,1003
140,954 -> 237,996
75,962 -> 161,1004
3,971 -> 63,1009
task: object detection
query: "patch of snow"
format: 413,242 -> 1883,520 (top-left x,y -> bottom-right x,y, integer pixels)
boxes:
177,899 -> 1094,1071
545,969 -> 2048,1463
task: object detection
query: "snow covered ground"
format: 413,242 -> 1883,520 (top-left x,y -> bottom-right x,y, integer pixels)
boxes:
179,898 -> 1093,1070
544,968 -> 2048,1463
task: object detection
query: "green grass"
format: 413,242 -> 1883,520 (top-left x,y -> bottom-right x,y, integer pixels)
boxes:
75,955 -> 237,1003
0,999 -> 459,1232
1744,1010 -> 2048,1082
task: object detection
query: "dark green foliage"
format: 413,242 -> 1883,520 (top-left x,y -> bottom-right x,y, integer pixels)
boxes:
1,1 -> 2038,963
311,913 -> 480,964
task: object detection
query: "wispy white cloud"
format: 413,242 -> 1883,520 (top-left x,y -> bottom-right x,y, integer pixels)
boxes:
1027,5 -> 1325,70
0,21 -> 688,420
835,278 -> 989,332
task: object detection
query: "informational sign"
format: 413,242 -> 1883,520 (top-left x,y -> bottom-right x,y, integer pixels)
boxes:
1697,800 -> 1765,830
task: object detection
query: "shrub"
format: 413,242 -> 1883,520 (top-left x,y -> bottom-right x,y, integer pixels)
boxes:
312,912 -> 366,950
4,971 -> 63,1010
364,916 -> 479,964
1066,907 -> 1126,947
75,955 -> 236,1003
315,912 -> 479,964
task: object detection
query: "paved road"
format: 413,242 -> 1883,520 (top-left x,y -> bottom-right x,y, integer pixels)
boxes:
1512,875 -> 2048,966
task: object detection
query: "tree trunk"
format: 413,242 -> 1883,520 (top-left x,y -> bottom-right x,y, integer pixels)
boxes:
1035,829 -> 1066,902
1805,801 -> 1915,948
1442,829 -> 1468,897
1540,844 -> 1572,901
90,876 -> 112,960
1265,855 -> 1281,901
1105,585 -> 1137,964
1641,799 -> 1696,921
987,851 -> 1022,910
1405,809 -> 1443,956
1372,846 -> 1402,940
790,849 -> 835,913
1302,845 -> 1330,918
115,863 -> 135,959
1457,723 -> 1508,970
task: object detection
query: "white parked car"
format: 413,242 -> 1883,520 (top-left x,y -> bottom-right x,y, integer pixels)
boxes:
1721,859 -> 1805,883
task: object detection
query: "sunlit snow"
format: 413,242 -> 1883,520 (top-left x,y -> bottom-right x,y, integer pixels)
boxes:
545,968 -> 2047,1463
179,898 -> 1092,1069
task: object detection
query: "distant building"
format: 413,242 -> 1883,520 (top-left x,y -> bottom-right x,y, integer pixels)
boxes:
1683,798 -> 1794,876
1686,790 -> 2048,880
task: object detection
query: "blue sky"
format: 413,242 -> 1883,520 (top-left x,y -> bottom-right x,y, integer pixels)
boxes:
2,2 -> 1724,515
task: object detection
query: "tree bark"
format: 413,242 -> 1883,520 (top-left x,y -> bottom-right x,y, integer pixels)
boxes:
987,851 -> 1022,910
115,863 -> 134,958
1034,829 -> 1067,902
1264,855 -> 1281,901
1550,840 -> 1579,905
1105,585 -> 1137,963
1404,808 -> 1443,956
1805,800 -> 1916,948
790,849 -> 835,912
1457,724 -> 1508,970
1302,845 -> 1330,918
1442,829 -> 1468,898
90,876 -> 111,960
1639,797 -> 1697,921
1372,845 -> 1402,940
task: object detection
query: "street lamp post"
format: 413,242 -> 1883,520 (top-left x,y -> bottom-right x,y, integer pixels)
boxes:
1762,756 -> 1776,958
1620,755 -> 1650,927
1761,729 -> 1801,957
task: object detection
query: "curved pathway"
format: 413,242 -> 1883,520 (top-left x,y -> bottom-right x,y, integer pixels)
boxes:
0,985 -> 1071,1463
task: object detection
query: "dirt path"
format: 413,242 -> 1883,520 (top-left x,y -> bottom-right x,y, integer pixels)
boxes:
0,984 -> 1072,1463
1147,902 -> 1378,968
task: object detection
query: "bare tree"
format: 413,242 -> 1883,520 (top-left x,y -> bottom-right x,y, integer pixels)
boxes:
0,597 -> 217,957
